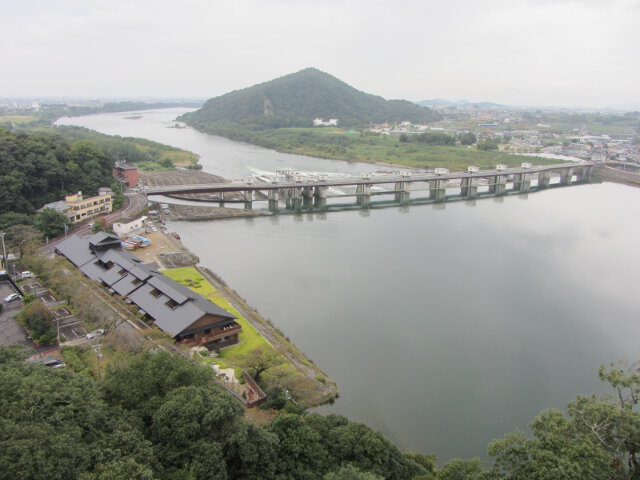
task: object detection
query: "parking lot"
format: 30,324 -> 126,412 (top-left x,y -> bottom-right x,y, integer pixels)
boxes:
0,281 -> 29,347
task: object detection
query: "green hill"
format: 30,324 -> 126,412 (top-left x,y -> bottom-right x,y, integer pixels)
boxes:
180,68 -> 441,129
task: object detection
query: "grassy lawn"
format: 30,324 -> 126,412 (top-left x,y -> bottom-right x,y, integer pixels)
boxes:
0,114 -> 38,125
164,267 -> 274,362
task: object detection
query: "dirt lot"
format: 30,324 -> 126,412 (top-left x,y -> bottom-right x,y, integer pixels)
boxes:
129,230 -> 199,269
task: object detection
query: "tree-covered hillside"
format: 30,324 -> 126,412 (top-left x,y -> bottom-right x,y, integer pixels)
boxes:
0,128 -> 115,215
180,68 -> 441,129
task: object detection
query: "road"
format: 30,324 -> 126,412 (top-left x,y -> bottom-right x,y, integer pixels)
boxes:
42,189 -> 146,255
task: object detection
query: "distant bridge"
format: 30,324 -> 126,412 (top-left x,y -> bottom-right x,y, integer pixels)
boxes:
142,162 -> 601,207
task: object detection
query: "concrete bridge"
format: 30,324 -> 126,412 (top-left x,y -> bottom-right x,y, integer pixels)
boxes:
143,162 -> 598,209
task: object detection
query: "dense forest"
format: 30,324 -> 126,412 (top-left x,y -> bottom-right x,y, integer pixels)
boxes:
180,68 -> 442,129
0,127 -> 115,215
0,126 -> 199,217
2,346 -> 639,480
55,126 -> 200,170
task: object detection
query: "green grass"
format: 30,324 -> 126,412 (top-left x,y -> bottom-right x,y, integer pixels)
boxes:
203,123 -> 559,170
0,114 -> 38,125
164,267 -> 274,361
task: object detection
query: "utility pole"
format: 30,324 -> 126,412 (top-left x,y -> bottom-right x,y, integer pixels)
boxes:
56,316 -> 61,349
0,232 -> 7,271
92,344 -> 102,380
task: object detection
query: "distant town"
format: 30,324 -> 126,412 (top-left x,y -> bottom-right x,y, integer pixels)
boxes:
364,104 -> 640,163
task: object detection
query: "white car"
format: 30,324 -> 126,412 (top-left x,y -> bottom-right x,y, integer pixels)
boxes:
21,271 -> 35,279
86,329 -> 104,340
3,293 -> 21,303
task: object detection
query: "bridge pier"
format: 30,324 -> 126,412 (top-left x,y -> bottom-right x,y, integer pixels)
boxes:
314,186 -> 328,198
429,179 -> 446,201
268,199 -> 279,212
314,196 -> 327,209
560,167 -> 574,185
538,170 -> 550,188
268,189 -> 280,201
460,177 -> 478,198
356,184 -> 372,196
242,190 -> 252,202
513,173 -> 531,193
286,198 -> 303,212
302,196 -> 313,208
394,192 -> 410,203
488,175 -> 506,195
575,166 -> 591,181
302,186 -> 314,199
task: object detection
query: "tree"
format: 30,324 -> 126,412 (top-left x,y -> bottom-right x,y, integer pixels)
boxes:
326,422 -> 425,480
91,217 -> 109,234
488,409 -> 612,480
323,464 -> 383,480
240,346 -> 283,381
438,458 -> 488,480
5,224 -> 42,258
269,413 -> 329,480
477,141 -> 499,151
459,132 -> 477,146
568,361 -> 640,478
34,208 -> 70,238
0,346 -> 157,480
101,351 -> 214,426
224,422 -> 280,480
19,300 -> 56,344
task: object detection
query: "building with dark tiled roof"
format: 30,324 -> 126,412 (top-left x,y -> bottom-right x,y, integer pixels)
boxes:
55,233 -> 241,349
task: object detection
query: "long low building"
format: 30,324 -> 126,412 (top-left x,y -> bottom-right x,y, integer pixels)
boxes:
55,232 -> 241,349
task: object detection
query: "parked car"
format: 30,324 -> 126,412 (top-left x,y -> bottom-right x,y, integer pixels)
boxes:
86,329 -> 104,340
3,293 -> 21,303
21,271 -> 35,278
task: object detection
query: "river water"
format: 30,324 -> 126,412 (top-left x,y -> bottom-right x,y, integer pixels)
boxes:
57,109 -> 640,461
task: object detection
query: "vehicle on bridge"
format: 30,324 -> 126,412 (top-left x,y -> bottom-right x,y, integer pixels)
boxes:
521,162 -> 533,169
496,164 -> 508,171
467,166 -> 479,173
435,168 -> 450,175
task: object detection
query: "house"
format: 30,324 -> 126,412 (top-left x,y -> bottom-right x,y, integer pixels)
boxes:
39,189 -> 112,224
55,232 -> 241,349
112,216 -> 146,238
113,162 -> 139,187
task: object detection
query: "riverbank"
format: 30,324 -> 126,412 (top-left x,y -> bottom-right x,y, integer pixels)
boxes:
189,123 -> 556,171
131,225 -> 337,407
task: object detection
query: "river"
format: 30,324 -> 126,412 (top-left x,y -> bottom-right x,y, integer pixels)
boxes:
57,108 -> 640,461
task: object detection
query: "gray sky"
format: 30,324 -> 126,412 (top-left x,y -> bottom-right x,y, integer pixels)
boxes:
1,0 -> 639,108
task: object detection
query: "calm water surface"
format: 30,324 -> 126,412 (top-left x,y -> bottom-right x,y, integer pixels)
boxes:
58,109 -> 640,460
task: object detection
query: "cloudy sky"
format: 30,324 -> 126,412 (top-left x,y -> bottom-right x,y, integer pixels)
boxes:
1,0 -> 639,108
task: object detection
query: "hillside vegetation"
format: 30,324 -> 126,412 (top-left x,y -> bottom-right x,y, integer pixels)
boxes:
56,126 -> 200,170
180,68 -> 441,129
2,345 -> 640,480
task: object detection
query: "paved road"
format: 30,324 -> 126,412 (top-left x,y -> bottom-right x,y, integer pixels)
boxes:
42,189 -> 146,255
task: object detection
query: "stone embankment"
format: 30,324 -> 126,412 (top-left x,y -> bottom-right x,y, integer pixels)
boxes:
593,165 -> 640,187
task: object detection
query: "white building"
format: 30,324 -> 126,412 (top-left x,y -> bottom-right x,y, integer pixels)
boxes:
313,118 -> 339,126
112,216 -> 146,238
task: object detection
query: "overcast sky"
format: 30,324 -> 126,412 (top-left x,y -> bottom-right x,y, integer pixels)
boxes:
1,0 -> 639,108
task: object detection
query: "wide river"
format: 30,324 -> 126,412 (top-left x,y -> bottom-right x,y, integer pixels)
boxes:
58,108 -> 640,461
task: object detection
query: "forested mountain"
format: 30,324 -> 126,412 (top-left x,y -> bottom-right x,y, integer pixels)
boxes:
0,128 -> 115,215
180,68 -> 442,129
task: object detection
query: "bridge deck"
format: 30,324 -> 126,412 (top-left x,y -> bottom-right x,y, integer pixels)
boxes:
142,162 -> 596,196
